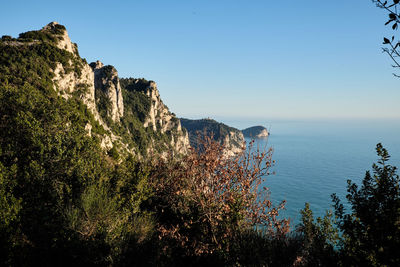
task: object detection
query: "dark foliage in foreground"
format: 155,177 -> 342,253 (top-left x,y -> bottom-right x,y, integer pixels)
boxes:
332,144 -> 400,266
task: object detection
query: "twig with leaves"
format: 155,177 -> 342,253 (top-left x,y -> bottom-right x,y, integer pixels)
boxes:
373,0 -> 400,76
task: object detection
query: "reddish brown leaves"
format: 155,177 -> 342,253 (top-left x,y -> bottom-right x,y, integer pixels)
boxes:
150,135 -> 290,255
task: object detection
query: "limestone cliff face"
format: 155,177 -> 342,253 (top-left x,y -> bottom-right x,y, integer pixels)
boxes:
144,82 -> 180,133
180,118 -> 245,157
40,22 -> 189,156
120,78 -> 190,155
53,62 -> 97,114
46,22 -> 98,120
90,61 -> 124,122
44,22 -> 115,150
145,82 -> 190,154
222,130 -> 246,157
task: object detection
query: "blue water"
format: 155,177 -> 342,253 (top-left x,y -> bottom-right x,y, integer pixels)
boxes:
237,119 -> 400,226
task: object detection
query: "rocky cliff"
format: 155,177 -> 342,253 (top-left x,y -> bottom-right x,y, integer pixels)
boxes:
242,126 -> 269,138
120,78 -> 189,156
90,61 -> 124,122
180,118 -> 245,157
5,22 -> 190,157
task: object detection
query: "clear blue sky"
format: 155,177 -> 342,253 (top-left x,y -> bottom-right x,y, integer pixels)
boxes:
1,0 -> 399,122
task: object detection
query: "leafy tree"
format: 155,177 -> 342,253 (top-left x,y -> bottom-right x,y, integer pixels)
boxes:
294,203 -> 339,267
332,143 -> 400,266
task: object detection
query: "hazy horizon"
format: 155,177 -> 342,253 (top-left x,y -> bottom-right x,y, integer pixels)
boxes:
189,116 -> 400,131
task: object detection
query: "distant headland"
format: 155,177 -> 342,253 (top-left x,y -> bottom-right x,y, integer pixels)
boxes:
242,126 -> 269,138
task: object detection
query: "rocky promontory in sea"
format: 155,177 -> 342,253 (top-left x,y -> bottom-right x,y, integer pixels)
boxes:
242,126 -> 269,138
180,118 -> 245,156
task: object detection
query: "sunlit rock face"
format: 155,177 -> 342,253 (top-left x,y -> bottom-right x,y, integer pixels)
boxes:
42,21 -> 76,54
12,22 -> 191,157
123,78 -> 190,156
91,61 -> 124,122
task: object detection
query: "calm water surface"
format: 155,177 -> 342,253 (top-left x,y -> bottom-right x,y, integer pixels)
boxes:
239,119 -> 400,226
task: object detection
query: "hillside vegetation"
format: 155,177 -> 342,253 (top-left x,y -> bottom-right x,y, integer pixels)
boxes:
1,22 -> 399,266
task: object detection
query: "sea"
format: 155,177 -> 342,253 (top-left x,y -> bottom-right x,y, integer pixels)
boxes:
223,118 -> 400,227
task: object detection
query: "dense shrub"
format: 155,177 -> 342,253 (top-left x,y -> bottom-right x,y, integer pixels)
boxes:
332,144 -> 400,266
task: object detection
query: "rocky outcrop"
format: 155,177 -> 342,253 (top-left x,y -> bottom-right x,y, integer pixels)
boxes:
10,22 -> 190,157
144,82 -> 190,154
144,82 -> 179,132
42,21 -> 77,54
180,118 -> 245,157
242,126 -> 269,138
120,78 -> 190,155
53,62 -> 99,118
45,23 -> 101,125
222,130 -> 246,157
90,61 -> 124,122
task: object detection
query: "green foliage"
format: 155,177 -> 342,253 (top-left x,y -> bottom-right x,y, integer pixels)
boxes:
102,65 -> 116,80
121,84 -> 151,123
0,76 -> 112,263
332,143 -> 400,266
95,85 -> 113,124
119,77 -> 160,155
0,26 -> 157,265
295,203 -> 339,266
1,35 -> 14,41
18,24 -> 66,43
120,77 -> 151,93
19,30 -> 58,43
0,40 -> 82,85
65,182 -> 121,242
0,162 -> 21,265
108,145 -> 120,160
0,163 -> 20,230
